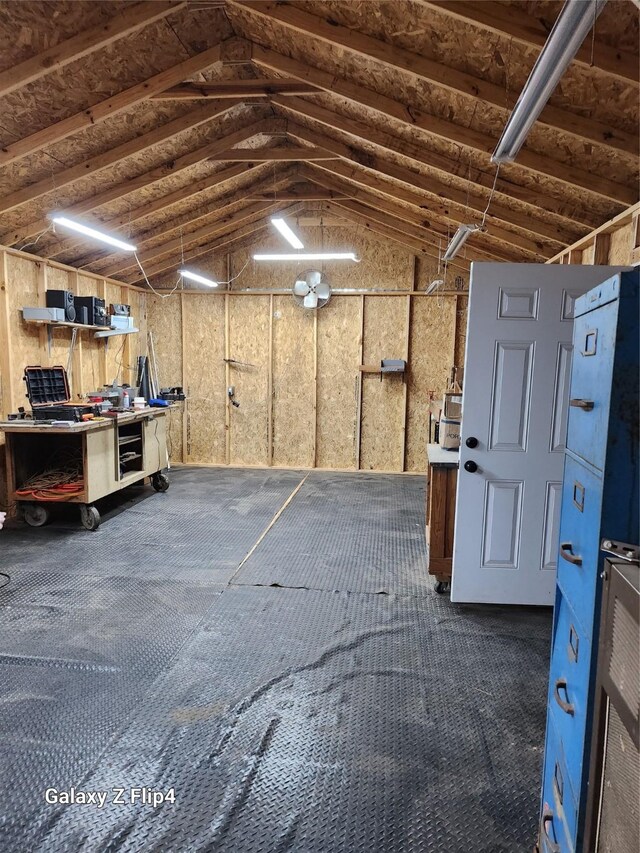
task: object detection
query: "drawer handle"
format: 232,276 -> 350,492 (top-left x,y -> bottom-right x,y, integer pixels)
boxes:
560,542 -> 582,566
540,809 -> 561,853
569,398 -> 594,411
554,679 -> 575,716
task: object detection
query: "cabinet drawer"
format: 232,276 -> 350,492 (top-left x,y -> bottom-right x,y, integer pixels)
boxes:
547,590 -> 593,805
566,301 -> 617,472
540,716 -> 578,852
556,456 -> 603,636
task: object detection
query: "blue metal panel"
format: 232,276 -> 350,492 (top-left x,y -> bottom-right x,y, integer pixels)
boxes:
539,269 -> 639,853
556,456 -> 603,637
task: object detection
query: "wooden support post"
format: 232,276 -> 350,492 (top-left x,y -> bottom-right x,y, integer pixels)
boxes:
224,292 -> 231,465
401,292 -> 412,472
0,251 -> 15,418
36,261 -> 48,361
180,292 -> 187,463
69,272 -> 84,398
355,294 -> 365,470
120,284 -> 132,386
631,212 -> 640,264
267,294 -> 274,466
593,232 -> 611,265
568,249 -> 583,264
98,279 -> 108,385
312,309 -> 318,469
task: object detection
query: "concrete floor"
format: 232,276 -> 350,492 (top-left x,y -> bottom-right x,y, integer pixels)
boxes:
0,467 -> 551,852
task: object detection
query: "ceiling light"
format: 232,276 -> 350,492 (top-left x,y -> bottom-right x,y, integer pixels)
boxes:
492,0 -> 606,164
270,217 -> 304,249
253,252 -> 359,262
443,225 -> 484,262
179,269 -> 218,287
49,215 -> 136,252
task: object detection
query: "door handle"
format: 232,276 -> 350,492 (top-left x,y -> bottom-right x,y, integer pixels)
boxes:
464,460 -> 478,473
553,679 -> 575,716
569,398 -> 594,411
560,542 -> 582,566
539,809 -> 561,853
465,436 -> 478,448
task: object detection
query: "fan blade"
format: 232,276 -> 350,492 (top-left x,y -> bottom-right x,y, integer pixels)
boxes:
307,269 -> 322,287
315,281 -> 331,301
303,291 -> 318,309
293,279 -> 310,297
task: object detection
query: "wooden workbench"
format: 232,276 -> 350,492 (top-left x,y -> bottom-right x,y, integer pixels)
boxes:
426,443 -> 459,593
0,407 -> 170,530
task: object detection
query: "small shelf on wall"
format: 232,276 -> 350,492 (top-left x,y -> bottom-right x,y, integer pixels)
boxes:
360,359 -> 407,375
23,318 -> 112,331
94,328 -> 139,339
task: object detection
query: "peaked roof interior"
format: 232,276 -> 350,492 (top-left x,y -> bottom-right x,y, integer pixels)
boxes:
0,0 -> 637,285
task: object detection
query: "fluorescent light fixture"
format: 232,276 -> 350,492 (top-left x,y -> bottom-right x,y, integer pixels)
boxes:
49,215 -> 136,252
253,252 -> 358,262
178,269 -> 218,287
492,0 -> 606,164
270,217 -> 304,249
443,224 -> 483,262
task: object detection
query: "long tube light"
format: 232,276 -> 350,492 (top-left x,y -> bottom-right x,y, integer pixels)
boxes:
270,217 -> 304,249
492,0 -> 606,164
443,225 -> 483,262
179,269 -> 218,287
253,252 -> 359,261
49,215 -> 137,252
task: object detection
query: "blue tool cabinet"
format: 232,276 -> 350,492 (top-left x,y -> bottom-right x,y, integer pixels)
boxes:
538,269 -> 639,853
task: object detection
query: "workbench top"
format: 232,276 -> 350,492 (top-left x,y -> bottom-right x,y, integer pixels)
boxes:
427,443 -> 459,467
0,406 -> 169,434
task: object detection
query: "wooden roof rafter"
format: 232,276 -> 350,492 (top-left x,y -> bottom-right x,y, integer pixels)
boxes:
228,0 -> 637,157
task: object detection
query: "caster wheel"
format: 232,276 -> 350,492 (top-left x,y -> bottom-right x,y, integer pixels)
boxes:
434,580 -> 449,594
80,505 -> 101,531
151,472 -> 170,492
23,503 -> 50,527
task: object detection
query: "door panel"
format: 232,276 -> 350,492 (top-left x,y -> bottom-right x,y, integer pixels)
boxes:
451,264 -> 623,605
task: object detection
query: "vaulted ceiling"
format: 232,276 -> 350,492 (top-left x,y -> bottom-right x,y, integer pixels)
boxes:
0,0 -> 637,286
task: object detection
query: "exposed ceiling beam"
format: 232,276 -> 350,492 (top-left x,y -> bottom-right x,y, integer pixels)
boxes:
231,0 -> 637,156
86,168 -> 295,274
288,123 -> 553,257
125,202 -> 305,282
419,1 -> 639,85
0,41 -> 228,167
248,187 -> 354,200
273,95 -> 590,237
1,116 -> 275,247
0,100 -> 245,215
330,198 -> 515,263
251,41 -> 635,205
0,1 -> 187,98
208,146 -> 339,161
152,78 -> 320,98
301,168 -> 522,262
46,163 -> 265,261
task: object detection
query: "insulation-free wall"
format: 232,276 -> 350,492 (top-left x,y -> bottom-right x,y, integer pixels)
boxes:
0,246 -> 147,507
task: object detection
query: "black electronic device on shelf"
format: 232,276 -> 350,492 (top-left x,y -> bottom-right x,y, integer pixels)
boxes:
45,289 -> 76,321
74,296 -> 107,326
23,366 -> 99,421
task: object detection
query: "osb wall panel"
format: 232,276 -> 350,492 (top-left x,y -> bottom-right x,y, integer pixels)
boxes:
7,254 -> 44,409
405,297 -> 456,473
608,223 -> 633,264
146,293 -> 183,463
228,296 -> 270,467
316,297 -> 362,469
182,295 -> 226,464
360,296 -> 407,471
272,294 -> 315,468
75,273 -> 106,394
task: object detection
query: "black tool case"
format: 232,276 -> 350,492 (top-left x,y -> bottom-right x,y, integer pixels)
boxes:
23,366 -> 100,421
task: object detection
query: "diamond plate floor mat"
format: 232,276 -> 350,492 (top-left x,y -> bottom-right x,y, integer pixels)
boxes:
233,472 -> 430,595
0,468 -> 551,852
0,467 -> 305,580
11,586 -> 550,853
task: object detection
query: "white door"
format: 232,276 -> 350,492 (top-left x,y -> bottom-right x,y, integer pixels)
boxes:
451,263 -> 623,605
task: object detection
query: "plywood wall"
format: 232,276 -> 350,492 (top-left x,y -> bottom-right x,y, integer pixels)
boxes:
0,247 -> 147,507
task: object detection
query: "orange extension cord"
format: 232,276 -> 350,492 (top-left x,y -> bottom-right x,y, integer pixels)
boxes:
15,452 -> 84,501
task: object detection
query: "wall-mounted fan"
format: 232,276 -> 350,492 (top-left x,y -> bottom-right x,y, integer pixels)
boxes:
292,269 -> 332,309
